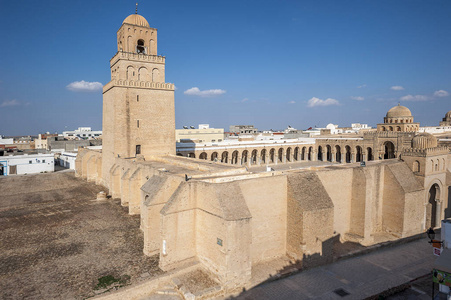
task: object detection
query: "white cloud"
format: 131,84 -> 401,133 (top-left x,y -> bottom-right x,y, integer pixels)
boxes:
241,98 -> 249,102
399,94 -> 430,101
357,84 -> 367,89
184,87 -> 226,97
66,80 -> 103,92
0,99 -> 20,107
434,90 -> 449,97
288,100 -> 296,104
390,86 -> 404,91
307,97 -> 340,107
351,96 -> 364,101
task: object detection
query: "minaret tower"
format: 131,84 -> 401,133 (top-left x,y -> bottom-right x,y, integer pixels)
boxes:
102,10 -> 175,185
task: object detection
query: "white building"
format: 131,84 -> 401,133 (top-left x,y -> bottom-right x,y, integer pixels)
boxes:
58,152 -> 77,169
0,153 -> 54,176
62,127 -> 102,139
0,135 -> 14,145
176,124 -> 224,143
351,123 -> 370,130
419,126 -> 451,134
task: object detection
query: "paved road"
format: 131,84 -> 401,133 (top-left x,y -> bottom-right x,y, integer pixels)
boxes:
235,236 -> 436,300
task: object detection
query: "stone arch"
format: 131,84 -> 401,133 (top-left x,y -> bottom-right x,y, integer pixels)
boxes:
152,68 -> 159,82
301,147 -> 306,161
326,145 -> 332,162
221,151 -> 229,163
335,145 -> 341,162
383,141 -> 395,159
137,39 -> 145,53
286,147 -> 292,162
381,126 -> 386,131
269,148 -> 276,163
317,146 -> 323,161
176,153 -> 183,156
211,152 -> 218,161
278,148 -> 284,163
367,147 -> 373,161
199,152 -> 208,160
138,67 -> 149,81
261,149 -> 266,164
188,153 -> 195,158
127,35 -> 133,52
149,39 -> 155,54
435,159 -> 439,172
389,126 -> 393,131
251,149 -> 258,165
231,150 -> 239,164
413,160 -> 420,172
294,147 -> 299,161
127,66 -> 135,80
356,146 -> 362,162
426,182 -> 442,228
241,150 -> 248,165
345,145 -> 351,163
396,126 -> 401,131
308,146 -> 313,161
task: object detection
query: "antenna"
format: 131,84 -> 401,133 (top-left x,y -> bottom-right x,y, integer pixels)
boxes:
135,2 -> 138,14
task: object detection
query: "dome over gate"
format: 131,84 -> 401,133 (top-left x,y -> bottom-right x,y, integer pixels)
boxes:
412,133 -> 437,149
386,104 -> 412,118
445,110 -> 451,120
123,14 -> 150,28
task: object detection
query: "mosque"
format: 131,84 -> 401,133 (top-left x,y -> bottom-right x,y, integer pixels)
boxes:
76,11 -> 451,289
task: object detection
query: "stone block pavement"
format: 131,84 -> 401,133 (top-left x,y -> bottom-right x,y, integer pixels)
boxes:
234,236 -> 436,300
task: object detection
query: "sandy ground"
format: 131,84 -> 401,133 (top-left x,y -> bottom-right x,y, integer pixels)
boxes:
0,171 -> 162,300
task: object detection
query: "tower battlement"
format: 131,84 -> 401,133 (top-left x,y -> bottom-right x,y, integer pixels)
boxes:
110,51 -> 166,65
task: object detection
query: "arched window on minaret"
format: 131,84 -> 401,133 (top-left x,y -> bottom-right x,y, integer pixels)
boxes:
152,68 -> 159,82
149,39 -> 155,54
137,39 -> 145,54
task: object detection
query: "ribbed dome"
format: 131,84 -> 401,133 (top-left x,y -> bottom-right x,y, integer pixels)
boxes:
123,14 -> 150,27
412,133 -> 437,149
386,104 -> 412,118
445,110 -> 451,120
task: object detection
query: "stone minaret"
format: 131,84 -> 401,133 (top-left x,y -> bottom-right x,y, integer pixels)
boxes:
102,12 -> 175,186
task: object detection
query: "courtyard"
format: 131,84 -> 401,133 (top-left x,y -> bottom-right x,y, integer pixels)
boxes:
0,171 -> 162,299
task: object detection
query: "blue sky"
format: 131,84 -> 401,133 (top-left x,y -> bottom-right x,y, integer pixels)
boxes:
0,0 -> 450,135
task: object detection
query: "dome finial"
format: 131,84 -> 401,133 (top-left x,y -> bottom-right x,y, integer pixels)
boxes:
135,2 -> 138,14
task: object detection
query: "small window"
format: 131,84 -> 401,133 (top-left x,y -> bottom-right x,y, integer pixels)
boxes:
137,120 -> 140,128
136,145 -> 141,155
137,95 -> 139,102
43,160 -> 46,163
29,160 -> 32,164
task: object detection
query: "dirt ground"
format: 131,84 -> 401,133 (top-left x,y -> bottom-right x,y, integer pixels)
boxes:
0,171 -> 162,300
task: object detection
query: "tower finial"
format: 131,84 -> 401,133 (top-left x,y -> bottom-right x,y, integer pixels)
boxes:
135,2 -> 138,14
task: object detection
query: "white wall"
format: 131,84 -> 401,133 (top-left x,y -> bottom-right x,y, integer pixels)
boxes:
1,154 -> 54,175
58,152 -> 77,169
419,126 -> 451,134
